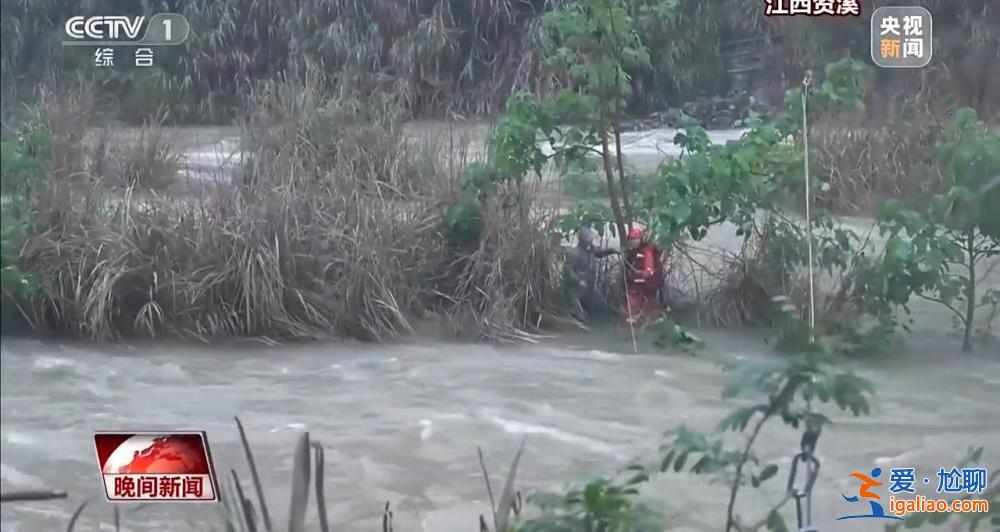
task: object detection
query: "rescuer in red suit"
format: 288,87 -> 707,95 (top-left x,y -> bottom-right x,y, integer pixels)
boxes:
623,225 -> 664,325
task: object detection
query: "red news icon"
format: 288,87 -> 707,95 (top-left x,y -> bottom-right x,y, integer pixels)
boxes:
93,431 -> 219,502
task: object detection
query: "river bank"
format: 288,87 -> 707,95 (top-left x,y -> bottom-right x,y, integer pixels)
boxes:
6,116 -> 996,343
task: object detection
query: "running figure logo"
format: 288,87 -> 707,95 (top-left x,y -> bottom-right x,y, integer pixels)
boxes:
837,467 -> 904,521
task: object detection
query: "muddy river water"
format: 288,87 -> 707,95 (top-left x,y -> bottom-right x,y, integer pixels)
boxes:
1,123 -> 998,532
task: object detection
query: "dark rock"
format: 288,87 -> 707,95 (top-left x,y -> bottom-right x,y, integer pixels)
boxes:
623,92 -> 763,131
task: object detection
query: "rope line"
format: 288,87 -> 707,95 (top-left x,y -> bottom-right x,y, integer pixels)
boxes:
802,71 -> 817,341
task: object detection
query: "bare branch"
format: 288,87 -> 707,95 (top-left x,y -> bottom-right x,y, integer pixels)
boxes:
915,293 -> 967,324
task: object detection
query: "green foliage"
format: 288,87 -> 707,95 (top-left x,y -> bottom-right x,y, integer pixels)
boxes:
934,108 -> 1000,238
474,55 -> 885,341
811,59 -> 868,112
489,94 -> 553,182
461,162 -> 503,198
540,0 -> 663,238
875,200 -> 963,305
874,109 -> 1000,351
639,64 -> 889,346
648,350 -> 873,531
442,191 -> 485,247
651,314 -> 702,352
777,58 -> 869,133
541,0 -> 651,102
639,119 -> 797,247
445,76 -> 623,247
636,58 -> 916,353
0,216 -> 35,301
716,350 -> 874,419
1,132 -> 52,191
561,164 -> 607,201
1,127 -> 50,303
443,92 -> 555,247
555,201 -> 617,239
480,53 -> 893,353
639,59 -> 867,249
518,477 -> 661,532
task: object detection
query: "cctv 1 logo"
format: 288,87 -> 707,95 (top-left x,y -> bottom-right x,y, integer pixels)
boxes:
63,13 -> 189,46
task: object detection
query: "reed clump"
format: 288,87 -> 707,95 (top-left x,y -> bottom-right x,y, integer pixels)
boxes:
810,63 -> 995,214
12,79 -> 563,342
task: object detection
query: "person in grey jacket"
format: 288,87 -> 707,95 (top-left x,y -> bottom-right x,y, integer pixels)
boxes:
565,225 -> 618,317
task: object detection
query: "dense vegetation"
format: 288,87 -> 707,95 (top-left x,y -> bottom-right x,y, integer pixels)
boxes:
2,0 -> 997,122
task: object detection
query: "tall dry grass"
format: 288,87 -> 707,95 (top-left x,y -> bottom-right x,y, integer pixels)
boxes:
167,0 -> 557,119
812,118 -> 943,213
809,5 -> 1000,214
24,86 -> 97,181
14,79 -> 564,342
90,126 -> 182,191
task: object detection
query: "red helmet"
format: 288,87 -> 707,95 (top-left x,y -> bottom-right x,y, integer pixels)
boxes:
627,226 -> 645,241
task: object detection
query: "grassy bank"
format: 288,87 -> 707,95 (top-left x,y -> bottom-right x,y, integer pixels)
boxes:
4,77 -> 997,348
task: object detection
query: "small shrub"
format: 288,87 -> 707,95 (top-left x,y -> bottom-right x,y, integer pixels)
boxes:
651,314 -> 702,352
653,348 -> 874,532
519,477 -> 662,531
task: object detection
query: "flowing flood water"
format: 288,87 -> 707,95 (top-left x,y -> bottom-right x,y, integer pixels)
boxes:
2,123 -> 998,531
2,332 -> 998,531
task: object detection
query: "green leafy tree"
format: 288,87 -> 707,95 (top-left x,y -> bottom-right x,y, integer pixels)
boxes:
652,349 -> 874,532
638,59 -> 868,249
442,90 -> 600,246
875,108 -> 1000,351
636,59 -> 913,351
541,0 -> 658,238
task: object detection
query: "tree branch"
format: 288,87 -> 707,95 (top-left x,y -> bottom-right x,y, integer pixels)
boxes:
915,292 -> 967,325
733,493 -> 793,532
726,411 -> 773,532
1,489 -> 68,503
